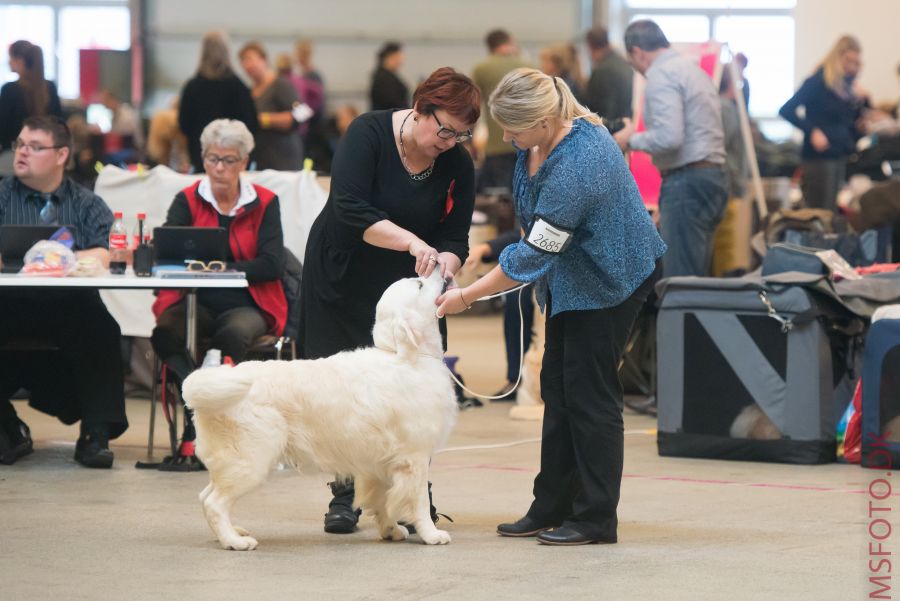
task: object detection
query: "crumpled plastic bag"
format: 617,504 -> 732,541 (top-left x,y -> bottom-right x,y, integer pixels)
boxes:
68,256 -> 104,277
21,240 -> 76,276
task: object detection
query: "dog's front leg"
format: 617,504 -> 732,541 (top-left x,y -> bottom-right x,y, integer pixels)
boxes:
411,475 -> 450,545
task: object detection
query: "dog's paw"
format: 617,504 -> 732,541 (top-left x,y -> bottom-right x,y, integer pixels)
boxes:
234,526 -> 251,537
420,529 -> 451,545
381,523 -> 409,541
222,535 -> 259,551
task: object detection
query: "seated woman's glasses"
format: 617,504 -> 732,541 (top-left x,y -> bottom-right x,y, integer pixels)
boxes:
184,259 -> 226,272
203,154 -> 242,167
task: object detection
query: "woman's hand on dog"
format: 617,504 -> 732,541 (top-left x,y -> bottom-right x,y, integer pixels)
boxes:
408,239 -> 441,277
436,252 -> 461,279
435,284 -> 471,317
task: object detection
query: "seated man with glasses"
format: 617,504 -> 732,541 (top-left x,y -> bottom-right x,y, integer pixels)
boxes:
150,118 -> 287,454
0,115 -> 127,468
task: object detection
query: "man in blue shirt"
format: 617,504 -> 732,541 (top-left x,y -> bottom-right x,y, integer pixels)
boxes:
614,20 -> 727,278
0,116 -> 126,468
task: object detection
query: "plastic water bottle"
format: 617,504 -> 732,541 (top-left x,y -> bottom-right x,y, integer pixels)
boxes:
109,211 -> 128,274
201,349 -> 222,368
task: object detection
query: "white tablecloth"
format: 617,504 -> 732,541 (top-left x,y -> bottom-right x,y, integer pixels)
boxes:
93,165 -> 329,336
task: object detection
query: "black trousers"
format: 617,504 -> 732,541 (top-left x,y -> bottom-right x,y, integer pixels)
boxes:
527,268 -> 658,539
0,291 -> 127,438
150,301 -> 267,384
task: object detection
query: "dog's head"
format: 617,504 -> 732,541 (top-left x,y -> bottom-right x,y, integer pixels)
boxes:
372,269 -> 444,360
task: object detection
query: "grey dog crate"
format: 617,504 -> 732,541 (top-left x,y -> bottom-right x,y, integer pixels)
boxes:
655,276 -> 864,464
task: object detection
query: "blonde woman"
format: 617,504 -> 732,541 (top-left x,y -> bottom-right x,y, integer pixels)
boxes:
436,68 -> 666,546
178,31 -> 258,172
779,36 -> 869,211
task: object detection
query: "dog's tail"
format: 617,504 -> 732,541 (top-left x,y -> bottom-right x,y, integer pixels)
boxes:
182,363 -> 258,413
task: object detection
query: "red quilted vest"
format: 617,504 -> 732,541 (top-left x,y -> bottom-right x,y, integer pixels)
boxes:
151,181 -> 287,336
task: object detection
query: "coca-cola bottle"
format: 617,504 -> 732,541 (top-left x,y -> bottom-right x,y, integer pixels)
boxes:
132,212 -> 150,249
109,211 -> 128,274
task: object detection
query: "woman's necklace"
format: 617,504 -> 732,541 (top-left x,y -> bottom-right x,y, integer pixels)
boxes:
398,111 -> 434,181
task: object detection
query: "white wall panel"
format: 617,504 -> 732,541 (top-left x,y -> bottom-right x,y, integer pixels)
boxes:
145,0 -> 585,111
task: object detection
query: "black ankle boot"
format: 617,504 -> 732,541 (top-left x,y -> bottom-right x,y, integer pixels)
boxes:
0,418 -> 33,465
324,479 -> 360,534
74,425 -> 113,469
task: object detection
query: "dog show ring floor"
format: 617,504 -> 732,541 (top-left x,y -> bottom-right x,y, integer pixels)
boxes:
0,313 -> 885,600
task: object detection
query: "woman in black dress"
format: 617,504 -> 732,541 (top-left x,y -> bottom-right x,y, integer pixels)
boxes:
299,67 -> 480,534
369,41 -> 410,111
178,31 -> 258,173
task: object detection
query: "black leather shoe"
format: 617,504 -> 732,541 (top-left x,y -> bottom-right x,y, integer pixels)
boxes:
74,430 -> 114,469
324,480 -> 360,534
497,515 -> 557,537
536,526 -> 616,546
0,418 -> 33,465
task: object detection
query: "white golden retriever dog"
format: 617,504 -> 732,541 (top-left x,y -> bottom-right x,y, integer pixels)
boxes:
181,269 -> 458,550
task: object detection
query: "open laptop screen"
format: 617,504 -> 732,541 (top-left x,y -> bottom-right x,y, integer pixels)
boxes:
152,226 -> 228,265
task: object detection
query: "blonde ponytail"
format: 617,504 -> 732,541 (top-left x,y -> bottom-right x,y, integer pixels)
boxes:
489,68 -> 601,131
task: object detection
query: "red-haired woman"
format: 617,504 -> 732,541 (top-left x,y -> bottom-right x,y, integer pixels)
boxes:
299,67 -> 480,535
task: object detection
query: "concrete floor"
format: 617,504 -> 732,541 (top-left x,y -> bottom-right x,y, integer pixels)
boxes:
0,313 -> 886,600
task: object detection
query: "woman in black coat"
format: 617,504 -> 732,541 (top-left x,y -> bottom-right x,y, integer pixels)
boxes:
369,41 -> 410,111
779,36 -> 869,212
178,31 -> 259,173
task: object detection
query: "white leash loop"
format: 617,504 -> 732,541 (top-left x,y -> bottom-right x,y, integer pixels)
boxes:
447,283 -> 529,400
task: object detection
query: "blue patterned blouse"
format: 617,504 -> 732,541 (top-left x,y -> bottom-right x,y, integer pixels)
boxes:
499,118 -> 666,316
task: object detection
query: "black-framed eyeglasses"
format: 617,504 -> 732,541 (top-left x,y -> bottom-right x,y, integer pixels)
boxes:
432,114 -> 472,144
12,140 -> 64,154
203,154 -> 243,167
184,259 -> 227,272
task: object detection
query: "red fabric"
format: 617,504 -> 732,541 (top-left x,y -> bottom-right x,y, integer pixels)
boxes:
152,181 -> 288,335
856,263 -> 900,276
843,380 -> 863,464
441,179 -> 456,223
79,49 -> 101,104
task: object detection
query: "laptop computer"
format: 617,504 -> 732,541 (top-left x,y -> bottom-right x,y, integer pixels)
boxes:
153,226 -> 228,265
0,224 -> 75,273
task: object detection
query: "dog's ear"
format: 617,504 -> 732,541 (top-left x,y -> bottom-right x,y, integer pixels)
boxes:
373,309 -> 422,360
392,309 -> 422,360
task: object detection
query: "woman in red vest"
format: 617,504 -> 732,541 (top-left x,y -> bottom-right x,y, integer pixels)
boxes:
151,118 -> 287,446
